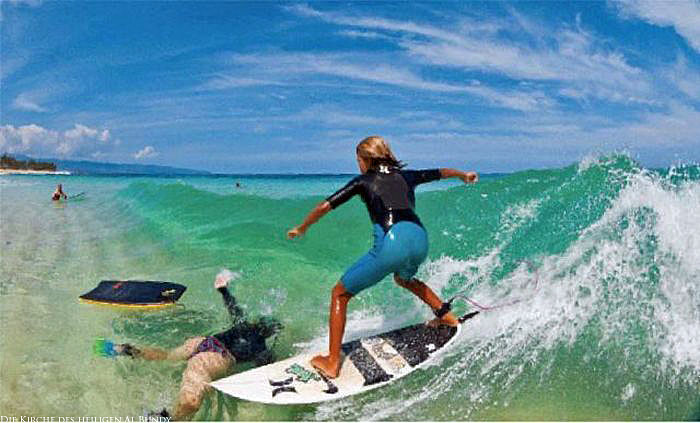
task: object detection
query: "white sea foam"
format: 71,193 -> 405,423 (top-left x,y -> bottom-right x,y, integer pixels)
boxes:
621,383 -> 636,402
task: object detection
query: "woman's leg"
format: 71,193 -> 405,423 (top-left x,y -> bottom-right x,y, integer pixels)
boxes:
310,281 -> 353,379
394,275 -> 458,326
172,351 -> 234,420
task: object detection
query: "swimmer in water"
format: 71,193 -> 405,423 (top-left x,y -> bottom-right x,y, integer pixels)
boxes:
52,184 -> 67,201
287,135 -> 478,378
96,271 -> 282,420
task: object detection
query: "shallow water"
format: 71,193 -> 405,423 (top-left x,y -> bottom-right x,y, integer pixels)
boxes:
1,157 -> 698,420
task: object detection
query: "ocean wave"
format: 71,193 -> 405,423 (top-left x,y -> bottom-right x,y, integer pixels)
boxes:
316,155 -> 700,420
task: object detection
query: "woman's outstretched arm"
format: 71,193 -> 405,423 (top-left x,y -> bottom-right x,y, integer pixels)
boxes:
287,201 -> 332,239
217,286 -> 244,322
214,272 -> 245,322
440,168 -> 479,184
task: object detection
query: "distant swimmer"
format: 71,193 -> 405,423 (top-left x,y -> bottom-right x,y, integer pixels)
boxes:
95,270 -> 283,420
235,181 -> 242,188
51,184 -> 67,201
287,135 -> 478,379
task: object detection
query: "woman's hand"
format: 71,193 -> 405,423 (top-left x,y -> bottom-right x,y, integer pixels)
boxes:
214,269 -> 238,289
287,201 -> 330,240
460,171 -> 478,184
287,225 -> 306,239
214,276 -> 228,289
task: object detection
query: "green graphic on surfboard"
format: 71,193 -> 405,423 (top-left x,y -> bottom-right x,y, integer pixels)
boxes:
285,363 -> 321,383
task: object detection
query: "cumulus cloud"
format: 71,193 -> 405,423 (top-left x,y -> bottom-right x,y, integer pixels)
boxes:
615,0 -> 700,53
0,123 -> 114,158
134,145 -> 158,159
64,124 -> 110,142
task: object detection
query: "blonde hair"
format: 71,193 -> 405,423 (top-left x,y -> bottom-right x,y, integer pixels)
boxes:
356,136 -> 404,170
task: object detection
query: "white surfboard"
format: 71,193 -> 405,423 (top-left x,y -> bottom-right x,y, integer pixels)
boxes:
211,314 -> 476,405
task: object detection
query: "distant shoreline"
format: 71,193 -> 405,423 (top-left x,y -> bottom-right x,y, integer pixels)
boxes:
0,169 -> 71,175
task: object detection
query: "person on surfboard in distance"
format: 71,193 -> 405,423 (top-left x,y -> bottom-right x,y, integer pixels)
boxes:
96,270 -> 282,420
52,184 -> 67,201
287,135 -> 478,379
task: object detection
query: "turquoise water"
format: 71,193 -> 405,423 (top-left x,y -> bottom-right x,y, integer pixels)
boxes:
1,155 -> 698,420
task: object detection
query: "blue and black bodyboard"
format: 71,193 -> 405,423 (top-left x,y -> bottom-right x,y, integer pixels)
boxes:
79,280 -> 187,308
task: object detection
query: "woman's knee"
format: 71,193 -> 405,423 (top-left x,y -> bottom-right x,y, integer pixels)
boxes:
180,388 -> 203,413
332,281 -> 353,300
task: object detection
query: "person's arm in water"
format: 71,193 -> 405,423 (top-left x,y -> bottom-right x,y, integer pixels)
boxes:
214,272 -> 245,322
287,201 -> 332,239
440,168 -> 478,184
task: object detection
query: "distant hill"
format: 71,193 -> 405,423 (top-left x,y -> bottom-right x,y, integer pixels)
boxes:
8,154 -> 210,175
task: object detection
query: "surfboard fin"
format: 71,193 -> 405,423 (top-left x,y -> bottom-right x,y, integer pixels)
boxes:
458,311 -> 480,323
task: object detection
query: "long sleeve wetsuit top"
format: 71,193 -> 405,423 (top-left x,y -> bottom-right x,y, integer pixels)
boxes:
325,167 -> 441,232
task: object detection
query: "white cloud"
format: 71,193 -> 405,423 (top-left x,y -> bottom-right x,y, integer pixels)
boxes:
203,6 -> 661,112
336,30 -> 391,40
594,103 -> 700,146
663,55 -> 700,100
134,145 -> 158,160
200,75 -> 286,90
615,0 -> 700,53
0,124 -> 58,154
223,52 -> 551,111
288,5 -> 653,105
64,124 -> 110,142
12,93 -> 47,112
1,57 -> 28,82
289,105 -> 389,126
0,123 -> 114,158
57,124 -> 111,156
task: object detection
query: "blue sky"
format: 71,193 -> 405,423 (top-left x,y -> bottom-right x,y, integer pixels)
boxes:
1,1 -> 699,173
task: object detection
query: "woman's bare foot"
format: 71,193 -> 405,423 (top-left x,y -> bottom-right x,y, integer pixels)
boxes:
310,354 -> 341,379
427,311 -> 459,328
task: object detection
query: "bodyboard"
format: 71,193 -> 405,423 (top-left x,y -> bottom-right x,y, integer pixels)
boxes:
211,322 -> 462,404
79,280 -> 186,309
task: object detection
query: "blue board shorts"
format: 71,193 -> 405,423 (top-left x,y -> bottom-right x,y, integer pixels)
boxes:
341,221 -> 429,295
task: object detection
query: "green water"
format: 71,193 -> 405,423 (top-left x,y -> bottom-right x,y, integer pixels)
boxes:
1,155 -> 698,420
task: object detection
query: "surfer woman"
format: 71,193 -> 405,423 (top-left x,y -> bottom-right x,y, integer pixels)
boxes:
52,184 -> 67,201
100,271 -> 282,420
287,135 -> 478,379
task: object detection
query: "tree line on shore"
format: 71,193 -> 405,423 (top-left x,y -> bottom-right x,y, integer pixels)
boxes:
0,154 -> 57,171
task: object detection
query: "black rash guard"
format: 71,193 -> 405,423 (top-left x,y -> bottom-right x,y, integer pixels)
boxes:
326,166 -> 441,232
212,287 -> 278,366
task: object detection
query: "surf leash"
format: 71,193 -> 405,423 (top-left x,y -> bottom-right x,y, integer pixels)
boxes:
436,261 -> 540,321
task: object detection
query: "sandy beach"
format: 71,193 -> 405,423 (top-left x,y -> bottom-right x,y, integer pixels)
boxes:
0,169 -> 71,175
